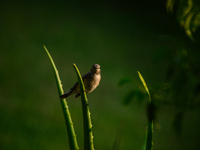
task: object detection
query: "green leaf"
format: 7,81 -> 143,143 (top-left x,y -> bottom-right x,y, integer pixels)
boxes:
137,71 -> 153,150
137,71 -> 151,102
43,45 -> 64,96
123,90 -> 145,106
166,0 -> 200,41
123,90 -> 136,106
44,45 -> 79,150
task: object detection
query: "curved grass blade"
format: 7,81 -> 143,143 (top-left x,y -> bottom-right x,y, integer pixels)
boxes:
137,71 -> 153,150
43,45 -> 79,150
73,64 -> 94,150
137,71 -> 151,102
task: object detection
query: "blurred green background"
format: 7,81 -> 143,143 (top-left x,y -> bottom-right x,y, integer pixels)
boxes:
1,0 -> 200,149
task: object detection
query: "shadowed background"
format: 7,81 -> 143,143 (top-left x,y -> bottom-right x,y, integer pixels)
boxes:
1,0 -> 200,149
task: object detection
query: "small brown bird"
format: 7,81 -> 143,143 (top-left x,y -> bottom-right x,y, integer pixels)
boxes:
59,64 -> 101,99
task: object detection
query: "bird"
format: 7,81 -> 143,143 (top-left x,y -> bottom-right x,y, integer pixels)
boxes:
59,64 -> 101,99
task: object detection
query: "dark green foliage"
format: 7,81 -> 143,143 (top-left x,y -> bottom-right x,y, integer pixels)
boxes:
151,39 -> 200,135
119,77 -> 147,106
123,90 -> 146,106
120,72 -> 155,150
120,39 -> 200,145
167,0 -> 200,40
163,47 -> 200,109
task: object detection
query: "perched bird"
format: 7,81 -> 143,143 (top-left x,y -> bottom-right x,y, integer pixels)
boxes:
59,64 -> 101,99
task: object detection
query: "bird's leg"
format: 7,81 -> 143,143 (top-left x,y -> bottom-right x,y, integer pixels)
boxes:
75,93 -> 80,98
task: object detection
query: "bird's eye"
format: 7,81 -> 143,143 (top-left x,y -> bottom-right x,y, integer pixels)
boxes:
92,64 -> 100,69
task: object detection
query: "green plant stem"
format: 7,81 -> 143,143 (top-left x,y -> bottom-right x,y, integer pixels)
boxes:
146,121 -> 153,150
137,71 -> 153,150
44,46 -> 79,150
73,64 -> 94,150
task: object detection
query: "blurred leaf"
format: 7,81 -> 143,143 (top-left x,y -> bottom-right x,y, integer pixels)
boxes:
137,71 -> 153,150
137,71 -> 151,102
118,77 -> 134,87
166,0 -> 200,41
166,0 -> 176,13
123,90 -> 135,106
123,90 -> 145,106
184,11 -> 195,41
136,91 -> 146,104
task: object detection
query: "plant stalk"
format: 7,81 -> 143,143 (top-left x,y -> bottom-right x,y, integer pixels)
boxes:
73,64 -> 94,150
44,46 -> 79,150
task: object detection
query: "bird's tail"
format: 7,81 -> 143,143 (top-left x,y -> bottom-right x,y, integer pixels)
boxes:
59,90 -> 72,99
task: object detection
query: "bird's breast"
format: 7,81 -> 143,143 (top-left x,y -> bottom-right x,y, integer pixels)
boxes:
85,74 -> 101,93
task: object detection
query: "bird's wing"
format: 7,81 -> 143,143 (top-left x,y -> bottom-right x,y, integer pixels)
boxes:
82,72 -> 90,82
70,72 -> 90,91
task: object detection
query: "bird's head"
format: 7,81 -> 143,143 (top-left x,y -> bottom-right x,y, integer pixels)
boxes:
91,64 -> 101,74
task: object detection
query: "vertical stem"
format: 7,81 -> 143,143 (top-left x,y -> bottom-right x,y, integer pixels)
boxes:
137,71 -> 154,150
146,121 -> 153,150
73,64 -> 94,150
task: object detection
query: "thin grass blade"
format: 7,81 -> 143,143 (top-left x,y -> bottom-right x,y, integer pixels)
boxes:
137,71 -> 153,150
137,71 -> 151,102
